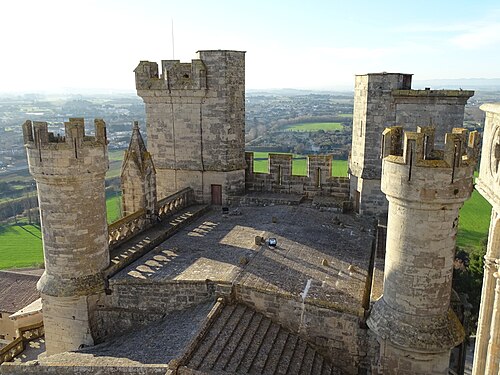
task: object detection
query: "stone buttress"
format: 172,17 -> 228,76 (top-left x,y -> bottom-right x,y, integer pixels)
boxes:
349,73 -> 474,216
134,50 -> 246,204
367,126 -> 479,374
472,103 -> 500,375
22,118 -> 109,355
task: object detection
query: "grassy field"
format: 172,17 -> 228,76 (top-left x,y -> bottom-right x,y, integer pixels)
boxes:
457,189 -> 492,251
106,191 -> 122,223
251,152 -> 348,177
0,194 -> 123,270
0,223 -> 43,269
284,122 -> 344,132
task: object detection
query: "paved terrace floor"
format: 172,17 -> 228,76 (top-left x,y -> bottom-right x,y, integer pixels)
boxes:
112,204 -> 375,315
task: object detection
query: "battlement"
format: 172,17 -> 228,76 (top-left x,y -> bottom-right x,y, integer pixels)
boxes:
245,152 -> 349,200
135,50 -> 245,94
381,126 -> 479,169
23,118 -> 108,178
22,118 -> 107,148
134,59 -> 207,91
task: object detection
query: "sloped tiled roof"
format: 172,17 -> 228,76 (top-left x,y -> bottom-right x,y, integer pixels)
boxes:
180,303 -> 341,375
0,271 -> 41,314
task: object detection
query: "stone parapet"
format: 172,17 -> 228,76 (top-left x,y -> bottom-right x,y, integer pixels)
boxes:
381,126 -> 479,204
245,152 -> 350,200
22,118 -> 108,179
392,89 -> 474,98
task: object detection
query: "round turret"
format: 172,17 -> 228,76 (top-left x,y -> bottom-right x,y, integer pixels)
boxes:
367,126 -> 479,374
23,118 -> 109,354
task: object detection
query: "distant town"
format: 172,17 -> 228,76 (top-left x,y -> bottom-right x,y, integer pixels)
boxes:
0,88 -> 494,177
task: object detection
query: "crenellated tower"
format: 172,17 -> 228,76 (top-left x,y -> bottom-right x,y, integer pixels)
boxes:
135,50 -> 246,204
22,118 -> 109,355
349,73 -> 474,216
367,126 -> 479,374
121,121 -> 157,218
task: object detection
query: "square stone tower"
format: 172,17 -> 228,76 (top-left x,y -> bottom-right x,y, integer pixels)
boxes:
135,50 -> 246,204
349,73 -> 474,216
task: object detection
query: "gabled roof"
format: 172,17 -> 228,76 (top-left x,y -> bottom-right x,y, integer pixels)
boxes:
0,271 -> 41,314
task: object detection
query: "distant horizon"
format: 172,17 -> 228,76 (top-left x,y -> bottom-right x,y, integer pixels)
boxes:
1,76 -> 500,96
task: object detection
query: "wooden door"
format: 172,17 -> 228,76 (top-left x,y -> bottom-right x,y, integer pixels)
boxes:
211,184 -> 222,205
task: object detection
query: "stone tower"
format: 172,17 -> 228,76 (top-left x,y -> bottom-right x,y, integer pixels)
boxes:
367,126 -> 479,374
134,50 -> 246,204
121,121 -> 156,218
472,103 -> 500,375
349,73 -> 474,216
22,118 -> 109,355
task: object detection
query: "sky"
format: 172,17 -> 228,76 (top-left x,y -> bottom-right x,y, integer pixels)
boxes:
1,0 -> 499,93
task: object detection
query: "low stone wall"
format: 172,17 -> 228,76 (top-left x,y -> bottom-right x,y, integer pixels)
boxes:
95,280 -> 219,341
245,152 -> 350,200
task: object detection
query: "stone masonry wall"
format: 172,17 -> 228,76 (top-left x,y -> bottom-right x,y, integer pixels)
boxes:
135,50 -> 246,203
245,152 -> 349,200
349,73 -> 474,216
94,280 -> 218,341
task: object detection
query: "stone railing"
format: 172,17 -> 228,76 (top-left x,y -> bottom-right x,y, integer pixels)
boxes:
0,322 -> 44,364
107,188 -> 194,250
157,187 -> 193,220
108,208 -> 146,249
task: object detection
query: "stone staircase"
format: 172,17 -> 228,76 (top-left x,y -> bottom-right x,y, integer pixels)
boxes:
181,303 -> 340,375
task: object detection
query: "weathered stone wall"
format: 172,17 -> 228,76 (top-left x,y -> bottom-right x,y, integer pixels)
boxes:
94,280 -> 218,341
22,118 -> 109,355
245,152 -> 349,199
472,103 -> 500,375
349,72 -> 474,216
135,50 -> 246,204
367,126 -> 479,374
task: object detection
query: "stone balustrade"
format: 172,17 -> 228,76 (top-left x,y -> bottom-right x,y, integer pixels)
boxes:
107,187 -> 194,250
0,322 -> 44,364
157,187 -> 193,220
108,209 -> 147,250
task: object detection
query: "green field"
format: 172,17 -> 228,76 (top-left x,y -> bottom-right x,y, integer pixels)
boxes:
457,190 -> 492,251
106,191 -> 122,223
0,223 -> 44,269
0,194 -> 123,270
251,152 -> 348,177
284,122 -> 344,132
